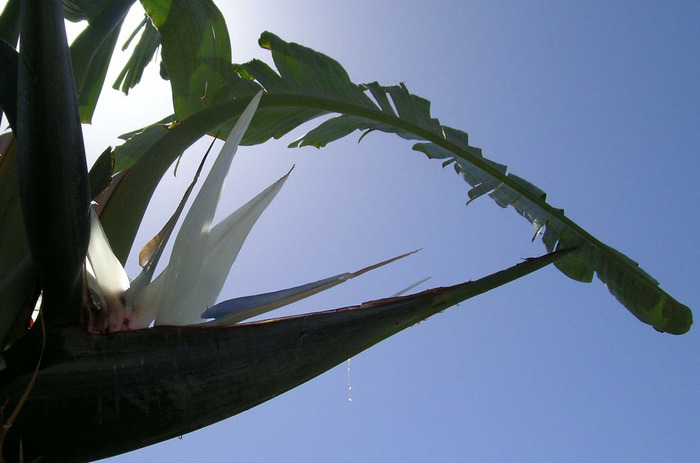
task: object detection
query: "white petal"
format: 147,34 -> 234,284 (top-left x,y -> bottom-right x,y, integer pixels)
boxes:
154,169 -> 290,325
152,92 -> 267,326
86,208 -> 130,309
128,269 -> 165,329
201,249 -> 421,326
201,273 -> 349,325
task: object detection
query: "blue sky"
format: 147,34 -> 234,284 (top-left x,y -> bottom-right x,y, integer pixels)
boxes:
7,1 -> 700,461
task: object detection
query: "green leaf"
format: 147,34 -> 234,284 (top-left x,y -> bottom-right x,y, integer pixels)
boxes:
112,14 -> 161,94
139,0 -> 234,119
99,32 -> 691,333
69,0 -> 136,122
88,146 -> 115,199
243,33 -> 691,334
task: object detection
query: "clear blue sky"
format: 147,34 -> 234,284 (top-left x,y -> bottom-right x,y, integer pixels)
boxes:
12,1 -> 700,461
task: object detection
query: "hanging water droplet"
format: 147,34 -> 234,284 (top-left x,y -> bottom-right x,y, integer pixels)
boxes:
347,358 -> 353,403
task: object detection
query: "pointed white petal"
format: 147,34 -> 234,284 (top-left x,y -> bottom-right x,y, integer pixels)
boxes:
126,144 -> 214,306
201,273 -> 349,325
155,168 -> 290,326
128,269 -> 165,329
153,92 -> 263,326
202,249 -> 421,326
173,91 -> 263,261
86,209 -> 130,308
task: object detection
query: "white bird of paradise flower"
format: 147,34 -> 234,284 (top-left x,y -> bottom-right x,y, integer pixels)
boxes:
83,92 -> 419,333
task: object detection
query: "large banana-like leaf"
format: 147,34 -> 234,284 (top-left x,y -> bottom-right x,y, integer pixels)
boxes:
98,31 -> 690,334
0,249 -> 566,462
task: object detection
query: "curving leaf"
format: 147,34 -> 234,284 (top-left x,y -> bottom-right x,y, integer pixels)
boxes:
88,146 -> 115,199
238,33 -> 692,334
98,32 -> 690,333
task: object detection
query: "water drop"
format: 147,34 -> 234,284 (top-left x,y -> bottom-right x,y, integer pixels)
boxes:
346,358 -> 353,403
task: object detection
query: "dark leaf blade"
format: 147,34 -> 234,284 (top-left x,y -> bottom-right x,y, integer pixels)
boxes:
0,0 -> 20,46
0,257 -> 37,351
0,134 -> 36,348
62,0 -> 117,22
16,0 -> 91,326
0,38 -> 18,131
0,135 -> 28,287
87,146 -> 115,200
1,250 -> 564,462
74,22 -> 124,122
